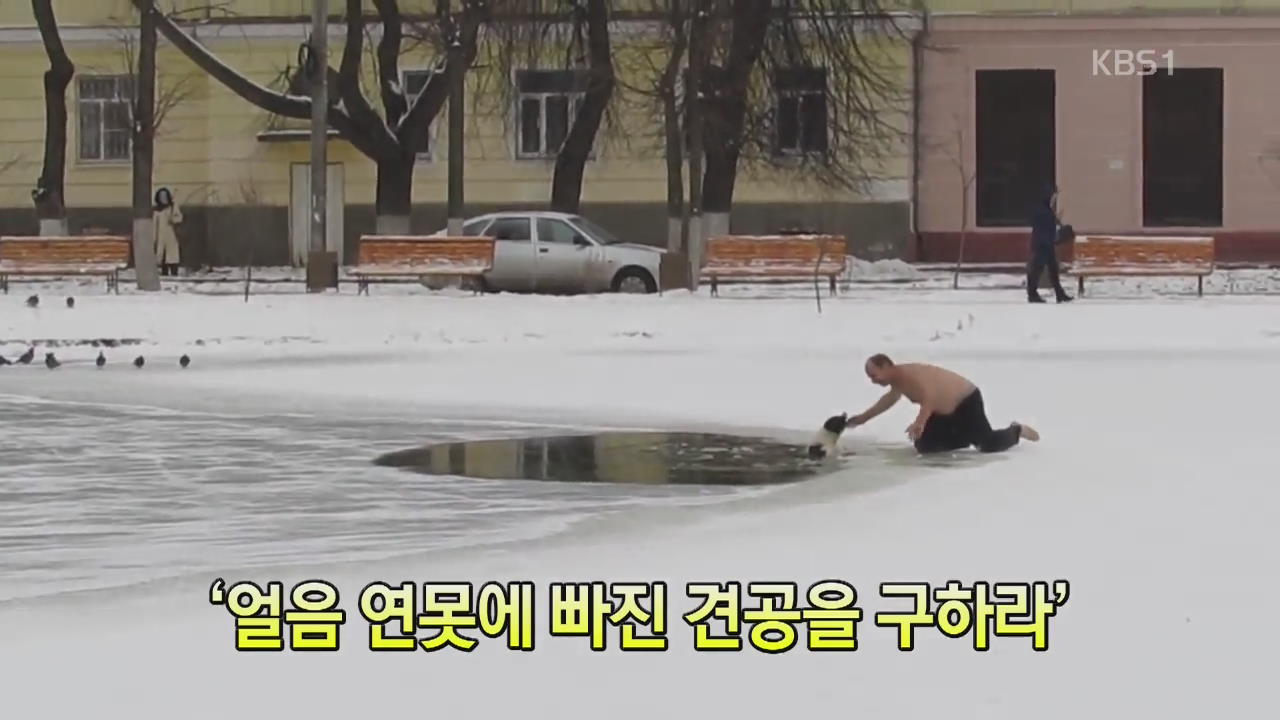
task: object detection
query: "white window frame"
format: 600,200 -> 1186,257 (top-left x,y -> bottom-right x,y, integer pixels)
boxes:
401,67 -> 444,162
773,67 -> 828,158
514,68 -> 589,160
77,74 -> 133,164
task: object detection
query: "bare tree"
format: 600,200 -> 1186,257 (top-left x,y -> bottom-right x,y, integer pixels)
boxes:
937,111 -> 975,289
96,5 -> 199,289
632,1 -> 918,242
621,0 -> 916,280
132,0 -> 489,234
552,0 -> 615,212
31,0 -> 74,236
479,1 -> 618,214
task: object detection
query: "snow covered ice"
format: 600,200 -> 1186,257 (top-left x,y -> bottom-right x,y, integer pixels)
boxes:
1,271 -> 1277,718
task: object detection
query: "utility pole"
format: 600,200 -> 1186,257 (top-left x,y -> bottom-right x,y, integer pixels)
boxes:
446,4 -> 465,236
306,0 -> 333,292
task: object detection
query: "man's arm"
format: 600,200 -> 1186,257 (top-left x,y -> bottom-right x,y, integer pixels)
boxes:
851,389 -> 901,425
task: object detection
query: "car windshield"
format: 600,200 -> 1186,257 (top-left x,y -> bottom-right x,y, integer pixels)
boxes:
569,215 -> 623,245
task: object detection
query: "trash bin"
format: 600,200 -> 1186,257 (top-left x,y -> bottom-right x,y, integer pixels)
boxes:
306,250 -> 338,292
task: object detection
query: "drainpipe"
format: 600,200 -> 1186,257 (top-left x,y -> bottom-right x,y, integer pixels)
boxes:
910,11 -> 929,262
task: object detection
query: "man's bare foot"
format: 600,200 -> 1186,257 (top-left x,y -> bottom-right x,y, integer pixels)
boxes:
1015,422 -> 1040,442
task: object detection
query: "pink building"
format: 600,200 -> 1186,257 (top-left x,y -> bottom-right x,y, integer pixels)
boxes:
915,13 -> 1280,264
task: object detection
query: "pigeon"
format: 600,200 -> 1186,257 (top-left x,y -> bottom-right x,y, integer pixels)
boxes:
44,352 -> 60,369
96,351 -> 106,368
179,354 -> 190,369
66,297 -> 75,309
133,356 -> 145,369
25,295 -> 38,308
17,347 -> 34,364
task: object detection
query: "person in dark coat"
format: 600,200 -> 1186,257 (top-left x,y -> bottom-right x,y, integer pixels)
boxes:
1027,183 -> 1072,303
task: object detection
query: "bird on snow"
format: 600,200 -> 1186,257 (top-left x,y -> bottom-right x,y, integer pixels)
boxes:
25,295 -> 38,308
133,356 -> 145,368
179,354 -> 190,368
44,352 -> 61,369
17,347 -> 35,364
66,297 -> 75,309
96,351 -> 106,368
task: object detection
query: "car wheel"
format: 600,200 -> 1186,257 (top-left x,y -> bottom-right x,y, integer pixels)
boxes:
611,267 -> 657,294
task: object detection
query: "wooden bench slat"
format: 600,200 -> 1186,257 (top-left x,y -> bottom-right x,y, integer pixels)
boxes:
349,235 -> 496,294
1066,234 -> 1215,297
1070,235 -> 1214,275
698,234 -> 848,296
0,236 -> 131,293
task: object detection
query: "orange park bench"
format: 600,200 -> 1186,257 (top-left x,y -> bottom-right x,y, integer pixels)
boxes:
348,235 -> 496,295
1067,235 -> 1215,297
700,234 -> 848,296
0,235 -> 132,294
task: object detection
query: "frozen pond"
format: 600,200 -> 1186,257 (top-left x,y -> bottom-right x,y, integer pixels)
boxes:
0,394 -> 781,603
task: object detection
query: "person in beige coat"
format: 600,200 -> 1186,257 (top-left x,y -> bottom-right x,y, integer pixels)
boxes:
153,187 -> 183,276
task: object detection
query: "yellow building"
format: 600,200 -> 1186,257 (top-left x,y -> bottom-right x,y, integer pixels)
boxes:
5,1 -> 1265,267
0,0 -> 916,266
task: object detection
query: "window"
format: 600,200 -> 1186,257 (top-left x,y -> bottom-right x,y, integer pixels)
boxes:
773,67 -> 828,156
569,215 -> 622,245
482,217 -> 532,241
79,75 -> 133,162
462,218 -> 492,235
1142,68 -> 1222,227
974,69 -> 1056,227
516,70 -> 587,158
403,69 -> 443,158
537,218 -> 582,244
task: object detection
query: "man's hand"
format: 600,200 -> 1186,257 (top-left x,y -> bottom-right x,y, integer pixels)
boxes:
906,420 -> 925,441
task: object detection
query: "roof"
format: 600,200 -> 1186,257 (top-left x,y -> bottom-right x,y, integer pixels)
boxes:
465,210 -> 583,222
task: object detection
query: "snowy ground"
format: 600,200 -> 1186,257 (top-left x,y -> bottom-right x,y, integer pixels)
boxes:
1,266 -> 1277,718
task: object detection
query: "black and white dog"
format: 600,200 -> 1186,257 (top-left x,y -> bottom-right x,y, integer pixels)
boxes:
807,413 -> 849,459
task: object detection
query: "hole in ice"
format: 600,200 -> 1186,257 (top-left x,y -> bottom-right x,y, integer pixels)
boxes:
373,432 -> 840,486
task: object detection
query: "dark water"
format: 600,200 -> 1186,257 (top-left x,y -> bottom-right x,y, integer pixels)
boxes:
374,432 -> 838,485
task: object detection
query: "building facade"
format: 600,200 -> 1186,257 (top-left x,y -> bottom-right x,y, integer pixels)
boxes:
917,1 -> 1280,264
4,1 -> 1277,267
0,0 -> 911,266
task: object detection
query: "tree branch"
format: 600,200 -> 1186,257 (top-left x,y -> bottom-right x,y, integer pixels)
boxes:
130,0 -> 384,158
398,0 -> 486,155
372,0 -> 407,126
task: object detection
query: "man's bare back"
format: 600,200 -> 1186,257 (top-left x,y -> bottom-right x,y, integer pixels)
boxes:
887,363 -> 976,415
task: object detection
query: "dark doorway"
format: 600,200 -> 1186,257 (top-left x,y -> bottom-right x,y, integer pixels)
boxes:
974,69 -> 1056,227
1142,68 -> 1223,227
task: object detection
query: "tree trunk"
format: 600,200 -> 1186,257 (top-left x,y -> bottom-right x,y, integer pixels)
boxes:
697,0 -> 768,234
447,36 -> 465,236
550,0 -> 615,214
132,4 -> 161,291
32,0 -> 72,236
660,0 -> 687,252
375,156 -> 414,234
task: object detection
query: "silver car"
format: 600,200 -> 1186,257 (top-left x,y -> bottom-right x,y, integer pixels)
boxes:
437,211 -> 665,294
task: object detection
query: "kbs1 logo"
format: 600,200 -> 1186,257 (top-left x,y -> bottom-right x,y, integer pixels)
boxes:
1092,49 -> 1175,76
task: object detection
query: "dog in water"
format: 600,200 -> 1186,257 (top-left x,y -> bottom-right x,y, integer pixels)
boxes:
807,413 -> 849,459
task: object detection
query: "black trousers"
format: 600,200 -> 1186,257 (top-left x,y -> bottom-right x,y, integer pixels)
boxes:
1027,245 -> 1068,299
914,389 -> 1021,454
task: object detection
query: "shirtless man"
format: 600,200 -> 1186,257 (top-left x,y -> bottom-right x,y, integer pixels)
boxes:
846,354 -> 1039,454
